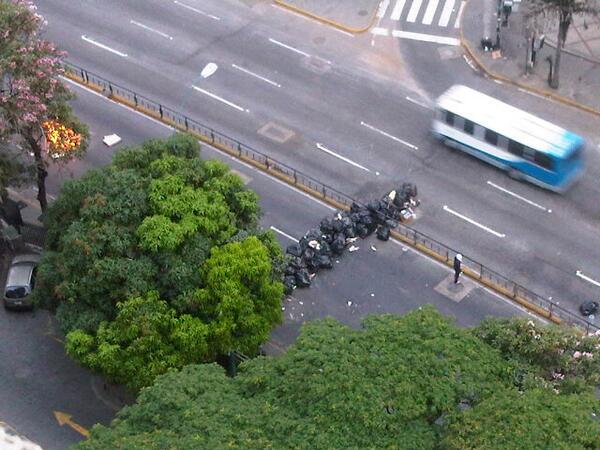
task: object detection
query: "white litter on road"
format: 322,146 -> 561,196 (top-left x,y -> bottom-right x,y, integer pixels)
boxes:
102,134 -> 122,147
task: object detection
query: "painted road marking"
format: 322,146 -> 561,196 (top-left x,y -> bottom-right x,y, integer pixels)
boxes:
576,270 -> 600,288
81,35 -> 128,57
130,20 -> 173,40
360,121 -> 418,150
377,0 -> 391,18
270,226 -> 299,242
422,0 -> 440,25
487,181 -> 551,212
371,27 -> 390,36
391,0 -> 408,20
391,30 -> 460,45
315,142 -> 371,172
438,0 -> 455,26
270,4 -> 354,36
191,85 -> 249,113
454,0 -> 466,28
173,0 -> 220,20
406,0 -> 424,22
269,38 -> 310,57
406,96 -> 431,109
443,205 -> 506,238
232,64 -> 281,87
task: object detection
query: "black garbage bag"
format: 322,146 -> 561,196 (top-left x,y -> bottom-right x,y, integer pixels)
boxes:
286,243 -> 302,257
360,214 -> 373,227
356,223 -> 369,239
365,221 -> 377,236
344,223 -> 356,239
318,254 -> 333,269
320,217 -> 334,234
332,218 -> 344,233
285,264 -> 296,276
295,268 -> 312,287
303,247 -> 316,261
319,240 -> 331,255
283,275 -> 296,294
349,212 -> 361,224
374,210 -> 387,225
580,300 -> 599,316
288,256 -> 305,269
321,233 -> 334,244
367,200 -> 382,213
376,225 -> 390,241
350,202 -> 362,213
331,234 -> 346,255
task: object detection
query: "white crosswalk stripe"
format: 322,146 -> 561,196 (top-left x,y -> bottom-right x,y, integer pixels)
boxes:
390,0 -> 407,20
378,0 -> 463,28
438,0 -> 456,26
422,0 -> 440,25
377,0 -> 391,18
454,0 -> 466,28
406,0 -> 423,22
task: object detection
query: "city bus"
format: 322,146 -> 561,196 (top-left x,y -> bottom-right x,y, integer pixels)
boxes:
432,85 -> 584,193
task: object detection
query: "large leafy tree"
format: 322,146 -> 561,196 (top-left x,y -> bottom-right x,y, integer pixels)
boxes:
73,308 -> 600,449
34,134 -> 282,390
525,0 -> 600,88
0,0 -> 88,210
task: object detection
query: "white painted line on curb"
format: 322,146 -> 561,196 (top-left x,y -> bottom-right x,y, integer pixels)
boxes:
487,181 -> 551,212
316,142 -> 371,172
443,205 -> 506,238
191,85 -> 249,113
270,226 -> 299,242
81,35 -> 128,57
130,20 -> 173,40
173,0 -> 220,20
576,270 -> 600,288
360,121 -> 418,150
391,30 -> 460,46
518,87 -> 546,99
270,4 -> 354,37
371,27 -> 390,36
268,38 -> 310,57
454,0 -> 466,28
231,64 -> 281,87
406,96 -> 431,109
463,54 -> 478,72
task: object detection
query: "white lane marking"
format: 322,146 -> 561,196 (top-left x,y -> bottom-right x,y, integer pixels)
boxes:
443,205 -> 506,238
422,0 -> 440,25
377,0 -> 391,17
406,0 -> 424,22
360,121 -> 418,150
486,181 -> 551,212
130,20 -> 173,40
60,75 -> 337,215
391,0 -> 407,20
438,0 -> 455,26
406,96 -> 431,109
173,0 -> 220,20
191,85 -> 249,113
454,0 -> 466,28
268,38 -> 310,57
315,142 -> 371,172
371,27 -> 390,36
391,30 -> 460,45
270,226 -> 299,242
231,63 -> 281,87
81,35 -> 128,57
576,270 -> 600,288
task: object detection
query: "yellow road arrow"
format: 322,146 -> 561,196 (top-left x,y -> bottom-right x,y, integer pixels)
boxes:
53,411 -> 90,438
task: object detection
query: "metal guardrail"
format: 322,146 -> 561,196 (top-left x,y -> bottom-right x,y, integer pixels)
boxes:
61,61 -> 599,334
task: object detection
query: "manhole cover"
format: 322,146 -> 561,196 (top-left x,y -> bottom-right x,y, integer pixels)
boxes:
302,55 -> 332,74
358,9 -> 368,16
257,122 -> 296,143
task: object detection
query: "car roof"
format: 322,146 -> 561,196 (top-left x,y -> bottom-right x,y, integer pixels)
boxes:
6,255 -> 39,287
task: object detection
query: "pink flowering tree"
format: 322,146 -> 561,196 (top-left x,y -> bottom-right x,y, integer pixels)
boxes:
0,0 -> 88,211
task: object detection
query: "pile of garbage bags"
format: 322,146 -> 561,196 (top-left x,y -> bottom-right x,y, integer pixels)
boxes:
283,183 -> 419,295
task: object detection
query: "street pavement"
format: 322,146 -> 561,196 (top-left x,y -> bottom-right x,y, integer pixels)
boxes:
1,74 -> 543,448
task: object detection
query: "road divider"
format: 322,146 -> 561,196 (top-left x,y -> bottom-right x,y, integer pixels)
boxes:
60,60 -> 597,333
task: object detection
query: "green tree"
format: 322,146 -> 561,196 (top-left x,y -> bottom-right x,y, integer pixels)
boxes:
525,0 -> 600,88
34,134 -> 283,390
73,308 -> 600,450
0,0 -> 89,211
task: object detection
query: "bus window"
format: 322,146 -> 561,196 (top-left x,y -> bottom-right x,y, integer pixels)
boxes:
484,129 -> 498,145
508,140 -> 523,156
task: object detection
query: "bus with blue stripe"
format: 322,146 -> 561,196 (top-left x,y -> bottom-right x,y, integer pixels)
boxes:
432,85 -> 584,193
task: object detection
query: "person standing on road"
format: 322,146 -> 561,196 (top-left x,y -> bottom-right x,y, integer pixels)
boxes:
453,254 -> 463,284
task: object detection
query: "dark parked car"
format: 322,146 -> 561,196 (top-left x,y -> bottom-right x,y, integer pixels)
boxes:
3,254 -> 40,310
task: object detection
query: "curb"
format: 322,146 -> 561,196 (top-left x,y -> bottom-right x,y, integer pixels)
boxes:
273,0 -> 379,34
458,0 -> 600,118
64,68 -> 575,327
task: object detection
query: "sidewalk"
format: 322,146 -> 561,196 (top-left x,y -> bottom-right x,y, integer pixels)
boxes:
461,0 -> 600,114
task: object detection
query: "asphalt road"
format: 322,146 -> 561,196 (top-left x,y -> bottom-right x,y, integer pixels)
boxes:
2,71 -> 540,449
33,0 -> 600,319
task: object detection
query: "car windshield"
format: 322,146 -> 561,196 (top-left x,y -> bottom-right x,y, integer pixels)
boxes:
5,286 -> 28,299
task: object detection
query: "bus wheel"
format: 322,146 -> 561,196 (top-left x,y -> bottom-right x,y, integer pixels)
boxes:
507,168 -> 522,180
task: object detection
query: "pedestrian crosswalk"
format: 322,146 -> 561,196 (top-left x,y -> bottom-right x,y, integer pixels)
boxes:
377,0 -> 466,29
